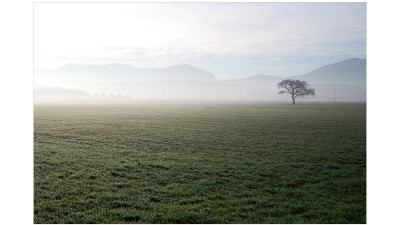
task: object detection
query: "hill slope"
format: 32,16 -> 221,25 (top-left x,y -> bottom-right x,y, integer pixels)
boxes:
225,74 -> 283,84
35,63 -> 216,82
289,58 -> 366,84
34,58 -> 366,102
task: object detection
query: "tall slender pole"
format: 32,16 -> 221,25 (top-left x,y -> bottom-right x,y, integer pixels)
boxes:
334,88 -> 337,102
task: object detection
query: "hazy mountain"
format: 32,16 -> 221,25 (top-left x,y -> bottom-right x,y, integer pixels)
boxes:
223,58 -> 366,85
35,58 -> 366,85
225,74 -> 283,84
58,63 -> 137,80
289,58 -> 366,84
34,58 -> 366,102
161,64 -> 216,81
35,63 -> 216,82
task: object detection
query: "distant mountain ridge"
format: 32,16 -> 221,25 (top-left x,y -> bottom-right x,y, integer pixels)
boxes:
36,63 -> 216,82
223,58 -> 366,85
289,58 -> 366,84
34,58 -> 366,102
35,58 -> 366,85
225,74 -> 283,84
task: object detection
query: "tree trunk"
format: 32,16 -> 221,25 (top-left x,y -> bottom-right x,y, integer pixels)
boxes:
292,96 -> 296,104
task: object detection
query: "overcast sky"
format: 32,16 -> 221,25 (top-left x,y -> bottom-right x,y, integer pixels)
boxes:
34,2 -> 366,79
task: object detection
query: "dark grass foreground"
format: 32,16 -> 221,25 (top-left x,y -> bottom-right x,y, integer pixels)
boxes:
34,102 -> 366,223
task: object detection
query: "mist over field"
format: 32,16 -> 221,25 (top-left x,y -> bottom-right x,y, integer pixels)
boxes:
34,58 -> 366,103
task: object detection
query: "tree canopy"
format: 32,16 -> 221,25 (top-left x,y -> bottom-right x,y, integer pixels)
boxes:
277,79 -> 315,104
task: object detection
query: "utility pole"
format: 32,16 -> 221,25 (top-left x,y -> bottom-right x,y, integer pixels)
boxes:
333,87 -> 340,102
334,88 -> 337,102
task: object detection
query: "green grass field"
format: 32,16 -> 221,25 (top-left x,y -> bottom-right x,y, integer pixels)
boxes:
34,102 -> 366,223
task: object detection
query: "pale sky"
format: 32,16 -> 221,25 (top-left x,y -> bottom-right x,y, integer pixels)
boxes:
34,2 -> 366,79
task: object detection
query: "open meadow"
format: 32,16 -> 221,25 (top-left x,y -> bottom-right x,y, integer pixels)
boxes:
34,102 -> 366,223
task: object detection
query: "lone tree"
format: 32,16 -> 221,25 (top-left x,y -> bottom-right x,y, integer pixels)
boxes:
277,79 -> 315,104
